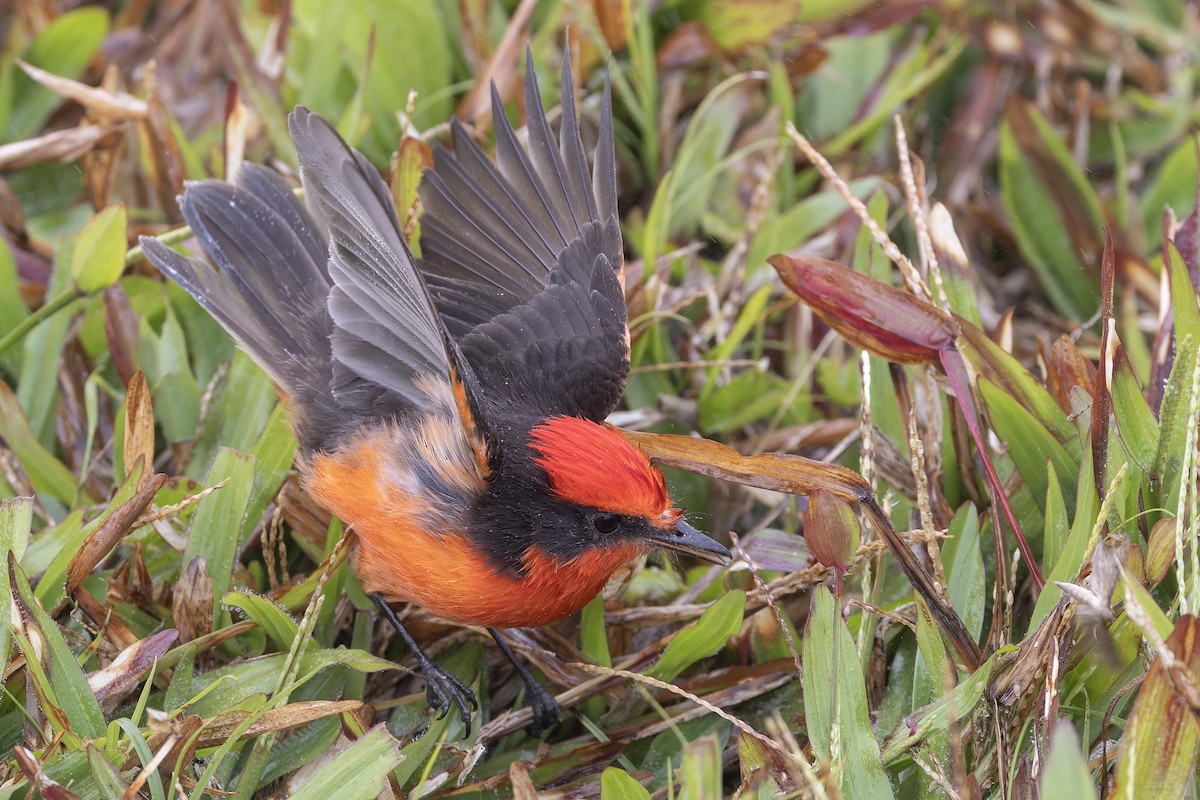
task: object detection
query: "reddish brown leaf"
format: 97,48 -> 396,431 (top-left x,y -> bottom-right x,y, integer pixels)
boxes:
769,253 -> 959,364
103,285 -> 140,387
124,370 -> 155,488
1047,334 -> 1096,414
620,429 -> 871,503
804,490 -> 861,572
1115,615 -> 1200,794
1091,230 -> 1116,499
174,556 -> 214,646
66,472 -> 167,595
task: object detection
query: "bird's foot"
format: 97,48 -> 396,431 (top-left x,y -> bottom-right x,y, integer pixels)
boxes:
421,660 -> 477,728
524,679 -> 560,737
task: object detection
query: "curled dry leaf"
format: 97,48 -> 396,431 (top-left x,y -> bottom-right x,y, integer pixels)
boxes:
621,429 -> 871,503
88,629 -> 179,712
1047,334 -> 1096,414
174,556 -> 214,645
13,746 -> 84,800
768,253 -> 959,365
66,472 -> 167,595
124,371 -> 155,486
0,124 -> 125,171
190,700 -> 364,749
17,60 -> 149,121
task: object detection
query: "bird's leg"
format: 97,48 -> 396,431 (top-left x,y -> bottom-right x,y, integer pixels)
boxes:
372,594 -> 476,727
488,627 -> 560,736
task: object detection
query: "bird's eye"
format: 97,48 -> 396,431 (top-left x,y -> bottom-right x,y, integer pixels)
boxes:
593,513 -> 621,534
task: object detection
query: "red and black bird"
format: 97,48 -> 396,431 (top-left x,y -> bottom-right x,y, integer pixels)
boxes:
141,51 -> 730,731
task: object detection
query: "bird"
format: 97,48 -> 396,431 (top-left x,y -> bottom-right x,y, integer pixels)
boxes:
140,48 -> 731,733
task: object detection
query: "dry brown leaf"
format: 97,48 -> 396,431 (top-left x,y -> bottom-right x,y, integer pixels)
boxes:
456,0 -> 539,129
17,60 -> 149,120
88,629 -> 179,712
66,472 -> 167,595
191,700 -> 364,749
124,371 -> 155,487
620,429 -> 871,502
1114,615 -> 1200,794
174,556 -> 214,645
0,124 -> 124,170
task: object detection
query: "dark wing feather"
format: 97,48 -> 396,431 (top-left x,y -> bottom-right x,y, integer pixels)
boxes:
289,108 -> 452,417
147,112 -> 495,459
417,48 -> 627,421
141,165 -> 344,441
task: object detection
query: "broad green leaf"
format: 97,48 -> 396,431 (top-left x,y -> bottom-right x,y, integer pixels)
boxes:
17,249 -> 75,445
581,593 -> 612,719
85,744 -> 130,798
1152,335 -> 1199,512
0,496 -> 32,562
1110,346 -> 1158,475
745,178 -> 881,271
286,725 -> 403,800
290,0 -> 451,163
243,404 -> 298,545
958,320 -> 1075,442
999,96 -> 1104,319
36,464 -> 141,610
601,767 -> 652,800
183,448 -> 256,620
679,735 -> 723,800
648,590 -> 744,682
1141,136 -> 1198,248
225,591 -> 301,652
1165,241 -> 1200,358
0,379 -> 80,503
184,649 -> 396,717
942,504 -> 984,641
260,715 -> 343,786
881,649 -> 1001,765
0,497 -> 32,670
980,377 -> 1078,516
1041,723 -> 1097,799
1043,460 -> 1070,570
803,586 -> 893,797
186,350 -> 277,476
696,0 -> 797,51
8,7 -> 110,140
1030,453 -> 1099,630
1122,569 -> 1173,640
70,205 -> 127,293
166,281 -> 233,385
0,239 -> 28,375
8,556 -> 106,739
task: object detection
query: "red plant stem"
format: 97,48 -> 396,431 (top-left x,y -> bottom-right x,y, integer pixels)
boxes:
940,349 -> 1045,589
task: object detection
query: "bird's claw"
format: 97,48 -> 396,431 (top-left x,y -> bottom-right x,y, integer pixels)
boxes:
423,661 -> 477,728
524,680 -> 560,737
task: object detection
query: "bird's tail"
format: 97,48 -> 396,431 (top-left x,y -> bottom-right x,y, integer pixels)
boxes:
140,165 -> 341,448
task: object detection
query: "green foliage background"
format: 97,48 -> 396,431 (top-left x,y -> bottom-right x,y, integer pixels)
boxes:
1,0 -> 1199,797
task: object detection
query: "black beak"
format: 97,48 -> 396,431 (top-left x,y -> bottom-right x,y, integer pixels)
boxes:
645,519 -> 731,565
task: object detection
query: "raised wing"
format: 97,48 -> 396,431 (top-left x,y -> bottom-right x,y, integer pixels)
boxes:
144,110 -> 493,460
417,49 -> 628,422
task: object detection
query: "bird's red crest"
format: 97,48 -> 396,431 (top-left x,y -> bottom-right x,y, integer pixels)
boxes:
528,417 -> 670,517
